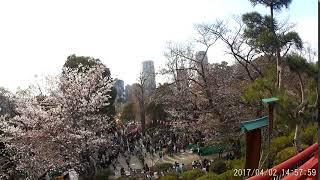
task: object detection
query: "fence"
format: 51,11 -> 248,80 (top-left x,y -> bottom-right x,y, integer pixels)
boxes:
247,143 -> 318,180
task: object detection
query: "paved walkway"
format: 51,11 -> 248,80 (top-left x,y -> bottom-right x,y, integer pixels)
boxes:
111,151 -> 204,178
110,148 -> 230,179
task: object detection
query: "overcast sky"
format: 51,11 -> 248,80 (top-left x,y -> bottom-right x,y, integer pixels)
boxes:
0,0 -> 317,92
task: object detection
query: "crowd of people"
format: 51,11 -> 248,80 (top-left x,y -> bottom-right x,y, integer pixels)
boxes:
85,124 -> 204,177
173,161 -> 185,173
68,121 -> 243,180
191,158 -> 211,172
71,122 -> 242,179
68,123 -> 202,176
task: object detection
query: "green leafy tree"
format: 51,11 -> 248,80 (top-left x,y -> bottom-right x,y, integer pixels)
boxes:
146,101 -> 168,125
285,53 -> 318,151
133,73 -> 148,135
243,53 -> 317,152
120,102 -> 136,122
244,0 -> 302,89
64,54 -> 100,70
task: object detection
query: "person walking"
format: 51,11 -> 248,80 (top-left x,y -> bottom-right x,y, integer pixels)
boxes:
218,146 -> 223,158
192,161 -> 195,169
120,167 -> 125,176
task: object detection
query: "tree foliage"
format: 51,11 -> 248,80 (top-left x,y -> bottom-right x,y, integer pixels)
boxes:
286,53 -> 318,79
0,63 -> 114,179
120,102 -> 136,122
209,160 -> 227,174
146,101 -> 168,123
242,12 -> 302,55
249,0 -> 293,11
181,169 -> 205,180
0,88 -> 16,118
63,54 -> 117,122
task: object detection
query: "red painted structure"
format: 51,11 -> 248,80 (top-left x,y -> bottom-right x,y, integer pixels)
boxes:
245,128 -> 262,171
248,143 -> 318,180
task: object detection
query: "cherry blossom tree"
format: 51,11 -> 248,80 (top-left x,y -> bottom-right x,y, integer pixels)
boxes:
0,63 -> 114,179
161,40 -> 256,140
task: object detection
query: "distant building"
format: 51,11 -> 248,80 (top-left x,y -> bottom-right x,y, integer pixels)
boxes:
115,79 -> 125,104
0,93 -> 15,117
124,84 -> 133,102
194,51 -> 208,70
141,60 -> 156,96
176,67 -> 189,91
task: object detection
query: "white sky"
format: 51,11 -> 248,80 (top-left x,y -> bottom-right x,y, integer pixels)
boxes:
0,0 -> 317,92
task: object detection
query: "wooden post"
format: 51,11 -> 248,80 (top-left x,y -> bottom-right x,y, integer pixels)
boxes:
268,103 -> 274,168
268,103 -> 274,133
241,116 -> 268,177
262,97 -> 278,168
245,128 -> 262,175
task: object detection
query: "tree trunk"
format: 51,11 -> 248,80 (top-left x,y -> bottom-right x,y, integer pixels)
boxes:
140,102 -> 146,135
293,72 -> 305,152
90,156 -> 97,175
256,101 -> 263,117
294,123 -> 302,151
270,5 -> 283,89
207,93 -> 214,108
270,5 -> 274,31
276,51 -> 282,89
136,83 -> 146,135
298,72 -> 304,102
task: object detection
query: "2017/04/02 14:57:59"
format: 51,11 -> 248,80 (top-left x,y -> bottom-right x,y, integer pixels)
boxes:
233,168 -> 317,177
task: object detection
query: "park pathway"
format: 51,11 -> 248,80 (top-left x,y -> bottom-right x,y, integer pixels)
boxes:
111,151 -> 201,178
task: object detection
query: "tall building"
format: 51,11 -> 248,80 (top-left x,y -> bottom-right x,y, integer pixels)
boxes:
141,60 -> 156,96
176,66 -> 189,91
124,84 -> 133,102
114,78 -> 125,103
195,51 -> 208,70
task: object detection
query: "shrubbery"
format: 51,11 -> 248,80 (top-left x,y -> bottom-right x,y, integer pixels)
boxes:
153,163 -> 173,172
217,169 -> 242,180
164,172 -> 180,179
196,169 -> 242,180
209,160 -> 227,174
301,123 -> 317,145
270,135 -> 293,159
159,175 -> 177,180
181,169 -> 205,180
225,159 -> 245,169
273,147 -> 297,165
313,132 -> 318,143
196,172 -> 218,180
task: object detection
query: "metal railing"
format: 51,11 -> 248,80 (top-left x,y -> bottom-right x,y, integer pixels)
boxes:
247,143 -> 318,180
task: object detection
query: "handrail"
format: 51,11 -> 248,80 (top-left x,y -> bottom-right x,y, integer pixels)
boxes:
282,151 -> 318,180
248,143 -> 318,180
